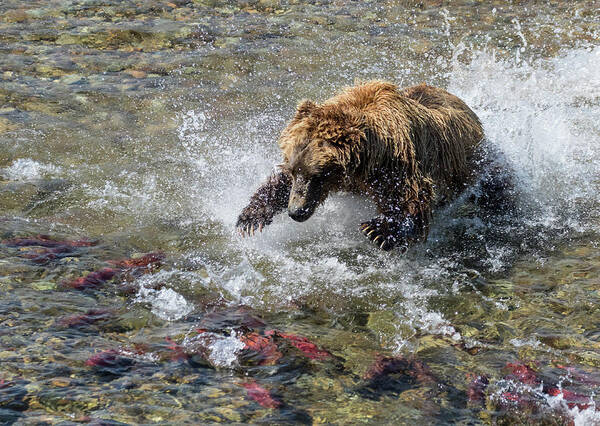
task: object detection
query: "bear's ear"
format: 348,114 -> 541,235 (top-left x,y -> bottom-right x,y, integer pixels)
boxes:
295,99 -> 317,119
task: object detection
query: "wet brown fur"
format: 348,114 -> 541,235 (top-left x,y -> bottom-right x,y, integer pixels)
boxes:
237,81 -> 484,250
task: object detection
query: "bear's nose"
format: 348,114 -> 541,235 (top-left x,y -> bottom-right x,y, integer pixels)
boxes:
288,206 -> 311,222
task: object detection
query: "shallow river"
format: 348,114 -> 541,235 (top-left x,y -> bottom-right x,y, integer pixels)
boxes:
1,0 -> 600,424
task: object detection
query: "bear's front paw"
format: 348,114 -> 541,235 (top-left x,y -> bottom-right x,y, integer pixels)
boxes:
236,207 -> 272,237
360,216 -> 410,252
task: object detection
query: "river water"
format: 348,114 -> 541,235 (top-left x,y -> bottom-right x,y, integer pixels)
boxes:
1,1 -> 600,424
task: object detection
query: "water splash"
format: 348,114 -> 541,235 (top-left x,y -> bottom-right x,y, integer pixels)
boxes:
173,45 -> 600,359
450,46 -> 600,234
134,270 -> 198,321
136,286 -> 193,321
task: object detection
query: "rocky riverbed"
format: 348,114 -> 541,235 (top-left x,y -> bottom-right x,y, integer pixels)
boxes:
1,1 -> 600,424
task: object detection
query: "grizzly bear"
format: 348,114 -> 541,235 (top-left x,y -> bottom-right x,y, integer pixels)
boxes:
236,81 -> 487,251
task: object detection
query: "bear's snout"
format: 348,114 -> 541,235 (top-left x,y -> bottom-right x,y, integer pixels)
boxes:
288,205 -> 312,222
288,174 -> 320,222
288,191 -> 313,221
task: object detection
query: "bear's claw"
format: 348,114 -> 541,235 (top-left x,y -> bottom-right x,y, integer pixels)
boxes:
238,223 -> 259,237
236,216 -> 270,238
360,216 -> 413,252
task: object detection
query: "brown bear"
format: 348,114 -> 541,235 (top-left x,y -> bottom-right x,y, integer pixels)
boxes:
236,81 -> 486,251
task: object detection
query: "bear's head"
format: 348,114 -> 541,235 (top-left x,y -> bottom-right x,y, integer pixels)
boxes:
278,100 -> 362,222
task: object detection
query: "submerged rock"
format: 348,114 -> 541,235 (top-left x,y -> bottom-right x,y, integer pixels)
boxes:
363,355 -> 435,384
0,378 -> 29,412
197,305 -> 266,332
357,354 -> 437,400
0,117 -> 18,134
466,373 -> 489,402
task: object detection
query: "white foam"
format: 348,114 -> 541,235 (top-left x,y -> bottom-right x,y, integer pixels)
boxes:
509,337 -> 542,348
218,258 -> 265,303
136,286 -> 193,321
1,158 -> 62,181
183,330 -> 245,368
206,331 -> 246,368
134,270 -> 199,321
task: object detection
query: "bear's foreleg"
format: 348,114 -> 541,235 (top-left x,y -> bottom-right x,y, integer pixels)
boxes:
360,178 -> 433,251
236,171 -> 291,237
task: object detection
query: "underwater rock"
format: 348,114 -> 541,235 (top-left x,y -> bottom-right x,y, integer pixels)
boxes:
0,378 -> 29,412
363,355 -> 435,384
123,69 -> 147,78
59,74 -> 84,85
30,280 -> 56,291
0,182 -> 37,211
26,178 -> 72,208
197,305 -> 266,332
466,373 -> 489,402
357,354 -> 437,400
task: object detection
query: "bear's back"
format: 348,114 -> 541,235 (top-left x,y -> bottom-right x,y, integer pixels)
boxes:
333,81 -> 484,198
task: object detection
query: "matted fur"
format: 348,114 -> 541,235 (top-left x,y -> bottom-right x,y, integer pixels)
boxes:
238,81 -> 485,250
279,81 -> 483,200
